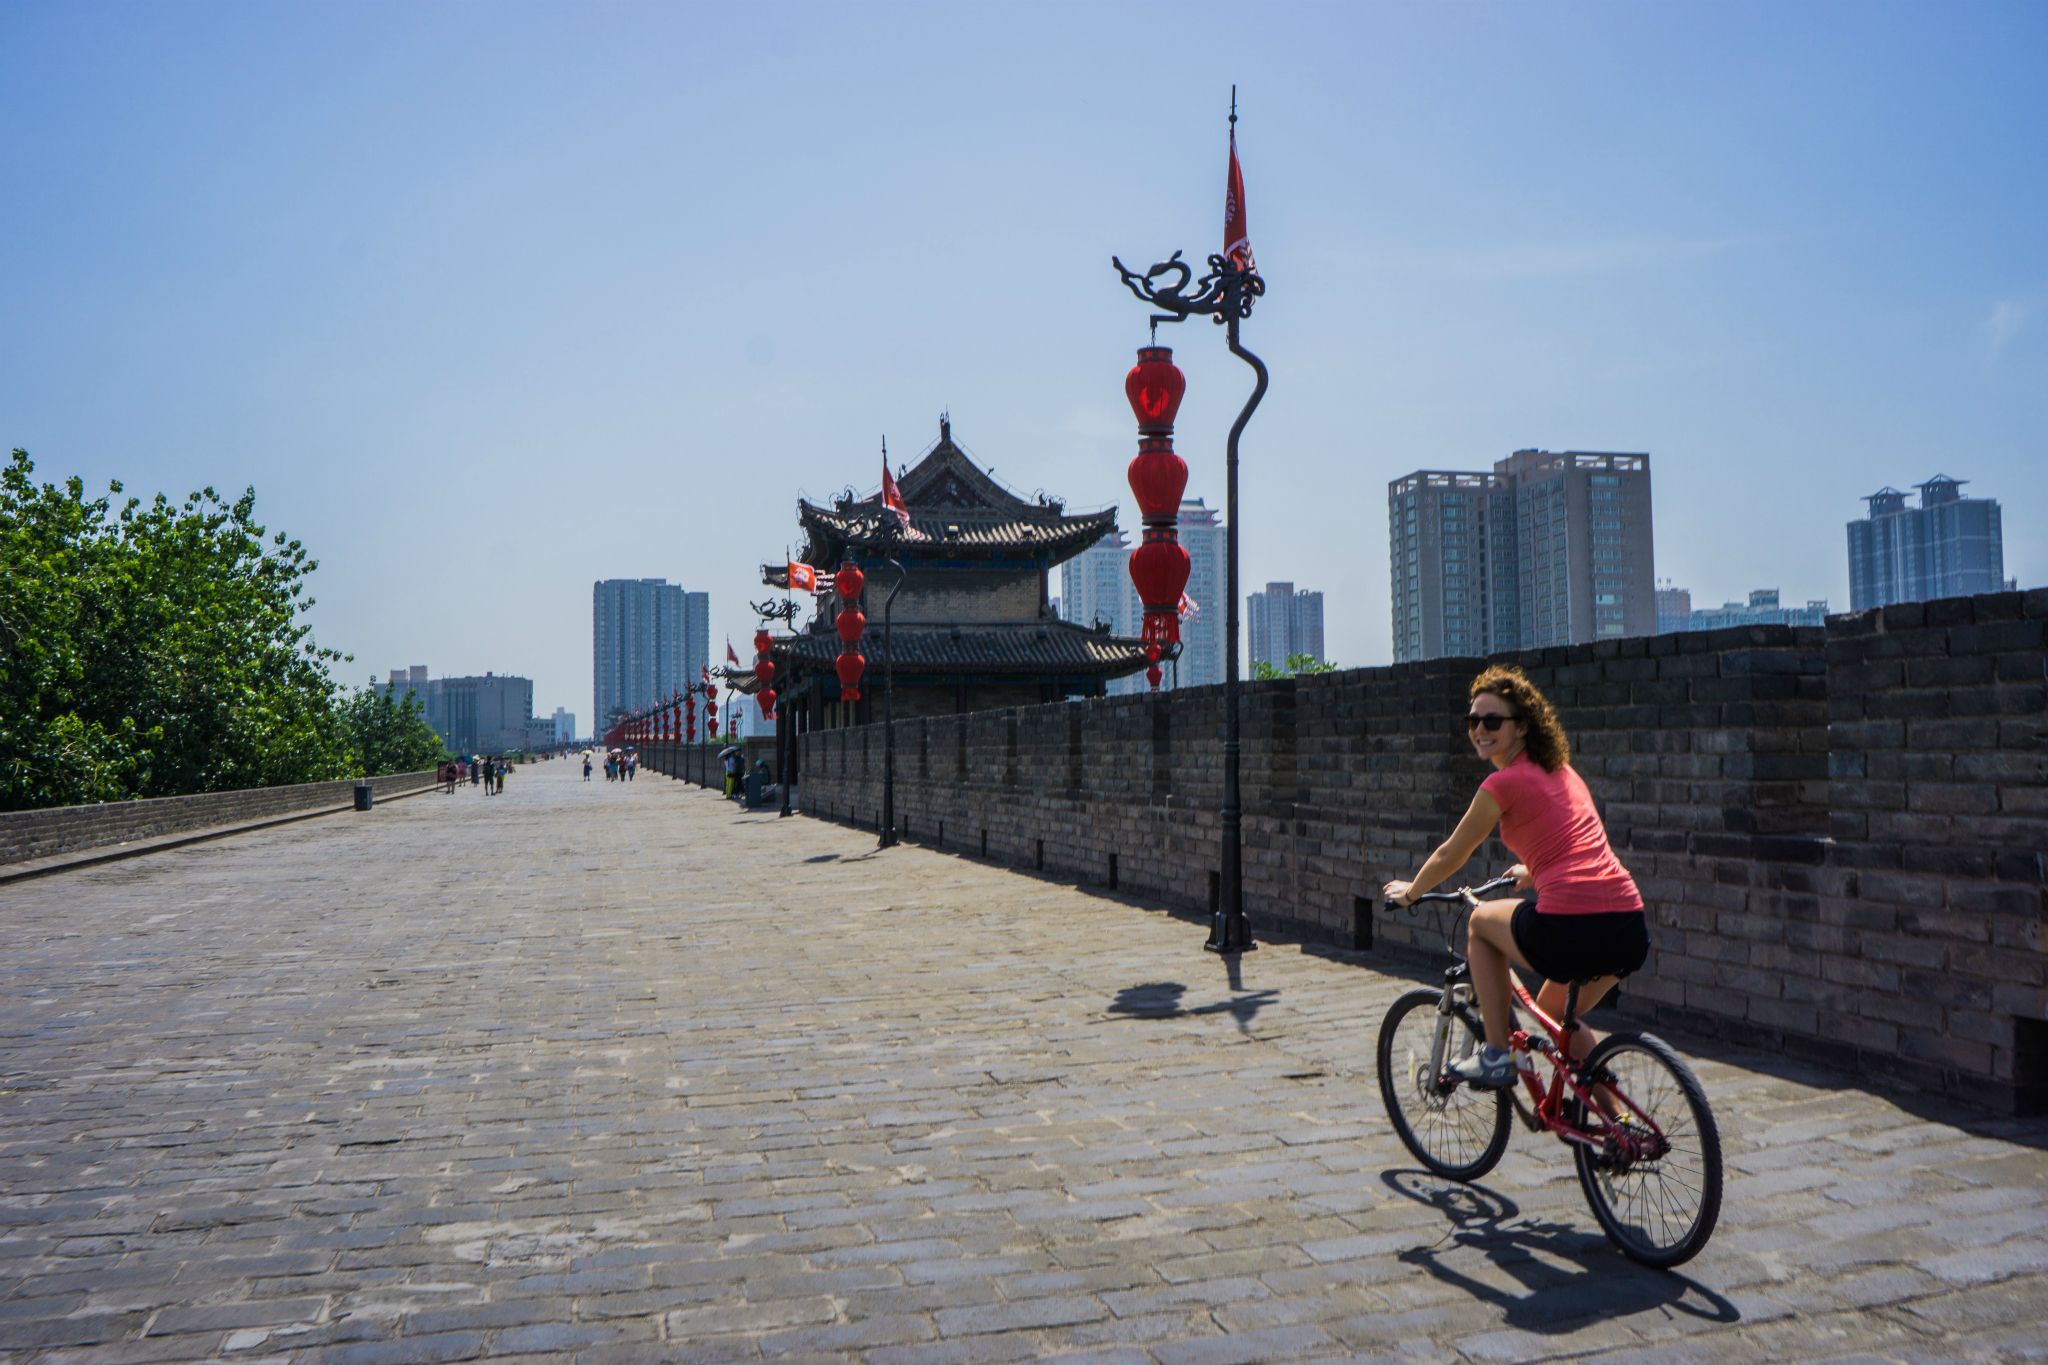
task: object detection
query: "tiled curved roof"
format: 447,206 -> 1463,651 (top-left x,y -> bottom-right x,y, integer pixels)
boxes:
797,502 -> 1117,559
771,619 -> 1156,677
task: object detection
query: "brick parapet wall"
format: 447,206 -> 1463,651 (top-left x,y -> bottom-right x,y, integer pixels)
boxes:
0,771 -> 442,867
796,590 -> 2048,1113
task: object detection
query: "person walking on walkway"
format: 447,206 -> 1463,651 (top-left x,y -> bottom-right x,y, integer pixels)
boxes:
583,754 -> 592,781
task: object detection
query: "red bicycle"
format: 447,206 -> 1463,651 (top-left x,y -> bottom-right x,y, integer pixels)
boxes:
1377,874 -> 1723,1267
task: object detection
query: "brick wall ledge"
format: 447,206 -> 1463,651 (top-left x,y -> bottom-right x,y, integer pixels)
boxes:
0,771 -> 441,885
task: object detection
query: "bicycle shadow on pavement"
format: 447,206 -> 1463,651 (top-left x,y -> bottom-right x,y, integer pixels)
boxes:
1380,1169 -> 1738,1334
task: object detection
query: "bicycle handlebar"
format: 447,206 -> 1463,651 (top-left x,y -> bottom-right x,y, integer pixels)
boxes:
1394,872 -> 1520,909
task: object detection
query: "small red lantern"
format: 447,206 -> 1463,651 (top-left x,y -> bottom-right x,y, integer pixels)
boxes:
758,687 -> 777,719
1125,345 -> 1187,433
835,610 -> 867,645
836,650 -> 865,702
753,628 -> 772,656
836,563 -> 866,600
756,656 -> 776,686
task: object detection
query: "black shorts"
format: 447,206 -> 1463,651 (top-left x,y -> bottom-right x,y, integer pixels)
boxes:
1510,899 -> 1649,985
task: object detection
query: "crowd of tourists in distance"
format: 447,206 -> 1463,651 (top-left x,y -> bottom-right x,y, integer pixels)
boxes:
437,757 -> 511,795
588,748 -> 636,782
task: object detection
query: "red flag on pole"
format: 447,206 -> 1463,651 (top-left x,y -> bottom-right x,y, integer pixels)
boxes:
726,640 -> 740,666
1224,122 -> 1255,274
701,665 -> 711,686
787,561 -> 818,593
881,461 -> 914,534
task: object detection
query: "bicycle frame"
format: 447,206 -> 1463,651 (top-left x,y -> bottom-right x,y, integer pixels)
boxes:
1411,881 -> 1669,1166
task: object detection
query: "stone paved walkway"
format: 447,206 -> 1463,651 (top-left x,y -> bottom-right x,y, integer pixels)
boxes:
2,760 -> 2045,1364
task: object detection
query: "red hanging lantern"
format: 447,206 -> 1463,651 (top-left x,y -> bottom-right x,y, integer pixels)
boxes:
836,563 -> 866,600
1130,533 -> 1190,649
685,692 -> 696,743
753,628 -> 772,656
835,609 -> 867,645
1125,344 -> 1187,433
836,650 -> 865,702
756,656 -> 776,686
758,687 -> 777,719
1124,344 -> 1190,690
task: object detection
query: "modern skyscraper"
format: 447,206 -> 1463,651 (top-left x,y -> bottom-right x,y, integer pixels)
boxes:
592,579 -> 709,736
1389,451 -> 1654,662
1388,469 -> 1520,662
1247,582 -> 1326,671
1174,499 -> 1226,689
1847,476 -> 2005,611
551,707 -> 577,744
1058,528 -> 1147,696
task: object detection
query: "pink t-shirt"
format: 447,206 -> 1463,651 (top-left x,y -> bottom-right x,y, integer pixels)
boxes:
1479,755 -> 1643,916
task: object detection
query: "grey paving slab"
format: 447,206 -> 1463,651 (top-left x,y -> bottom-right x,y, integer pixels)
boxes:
2,759 -> 2045,1362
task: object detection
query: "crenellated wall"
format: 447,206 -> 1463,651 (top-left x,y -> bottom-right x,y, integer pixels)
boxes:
793,590 -> 2048,1113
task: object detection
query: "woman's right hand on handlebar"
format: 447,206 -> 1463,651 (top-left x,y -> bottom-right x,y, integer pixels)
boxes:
1508,864 -> 1532,891
1381,879 -> 1414,908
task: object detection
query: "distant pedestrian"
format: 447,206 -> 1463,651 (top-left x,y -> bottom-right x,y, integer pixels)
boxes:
626,753 -> 636,782
471,759 -> 482,787
494,760 -> 506,795
721,747 -> 742,798
583,755 -> 592,781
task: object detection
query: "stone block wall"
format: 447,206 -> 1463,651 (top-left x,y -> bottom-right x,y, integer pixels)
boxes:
0,770 -> 442,867
796,590 -> 2048,1113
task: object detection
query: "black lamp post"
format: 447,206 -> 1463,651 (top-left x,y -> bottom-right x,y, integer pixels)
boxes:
1112,110 -> 1267,955
876,531 -> 907,850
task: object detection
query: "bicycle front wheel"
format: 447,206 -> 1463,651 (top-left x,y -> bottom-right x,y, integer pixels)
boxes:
1376,986 -> 1511,1181
1573,1031 -> 1723,1267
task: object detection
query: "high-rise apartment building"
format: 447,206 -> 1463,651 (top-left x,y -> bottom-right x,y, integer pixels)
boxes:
1389,451 -> 1654,662
592,579 -> 709,735
1058,528 -> 1147,696
1388,470 -> 1520,661
1174,499 -> 1227,689
551,707 -> 577,744
1247,582 -> 1326,671
1847,476 -> 2005,611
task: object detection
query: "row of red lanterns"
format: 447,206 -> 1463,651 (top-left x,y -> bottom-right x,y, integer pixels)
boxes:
1125,344 -> 1190,689
835,563 -> 866,702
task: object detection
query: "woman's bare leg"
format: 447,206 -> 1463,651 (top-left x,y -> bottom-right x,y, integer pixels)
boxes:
1466,899 -> 1532,1051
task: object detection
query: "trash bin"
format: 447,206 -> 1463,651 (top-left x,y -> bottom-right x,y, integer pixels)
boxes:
353,782 -> 374,811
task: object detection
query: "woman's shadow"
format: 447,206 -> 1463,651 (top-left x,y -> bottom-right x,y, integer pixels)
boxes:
1380,1170 -> 1739,1334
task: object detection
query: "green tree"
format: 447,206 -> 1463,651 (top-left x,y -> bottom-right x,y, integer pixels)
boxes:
1252,652 -> 1339,681
340,682 -> 448,776
0,449 -> 355,809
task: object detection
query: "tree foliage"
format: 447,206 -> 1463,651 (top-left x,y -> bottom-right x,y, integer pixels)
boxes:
1252,653 -> 1339,681
0,449 -> 435,809
340,682 -> 449,777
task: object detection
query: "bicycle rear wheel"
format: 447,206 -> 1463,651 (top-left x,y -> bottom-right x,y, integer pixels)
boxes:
1377,986 -> 1511,1181
1572,1031 -> 1722,1267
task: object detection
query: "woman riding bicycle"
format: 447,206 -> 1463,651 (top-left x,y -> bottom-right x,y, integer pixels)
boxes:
1382,664 -> 1648,1090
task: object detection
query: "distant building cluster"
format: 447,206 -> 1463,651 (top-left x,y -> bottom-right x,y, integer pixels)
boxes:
1248,582 -> 1325,671
377,667 -> 555,755
1656,587 -> 1829,633
1847,475 -> 2006,611
593,578 -> 710,734
1389,450 -> 1654,662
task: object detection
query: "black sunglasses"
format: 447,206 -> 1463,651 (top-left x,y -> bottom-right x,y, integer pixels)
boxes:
1465,713 -> 1519,732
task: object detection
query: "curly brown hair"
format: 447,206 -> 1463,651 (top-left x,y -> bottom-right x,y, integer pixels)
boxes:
1469,664 -> 1570,773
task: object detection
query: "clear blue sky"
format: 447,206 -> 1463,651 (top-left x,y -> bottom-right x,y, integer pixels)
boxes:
5,0 -> 2042,730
